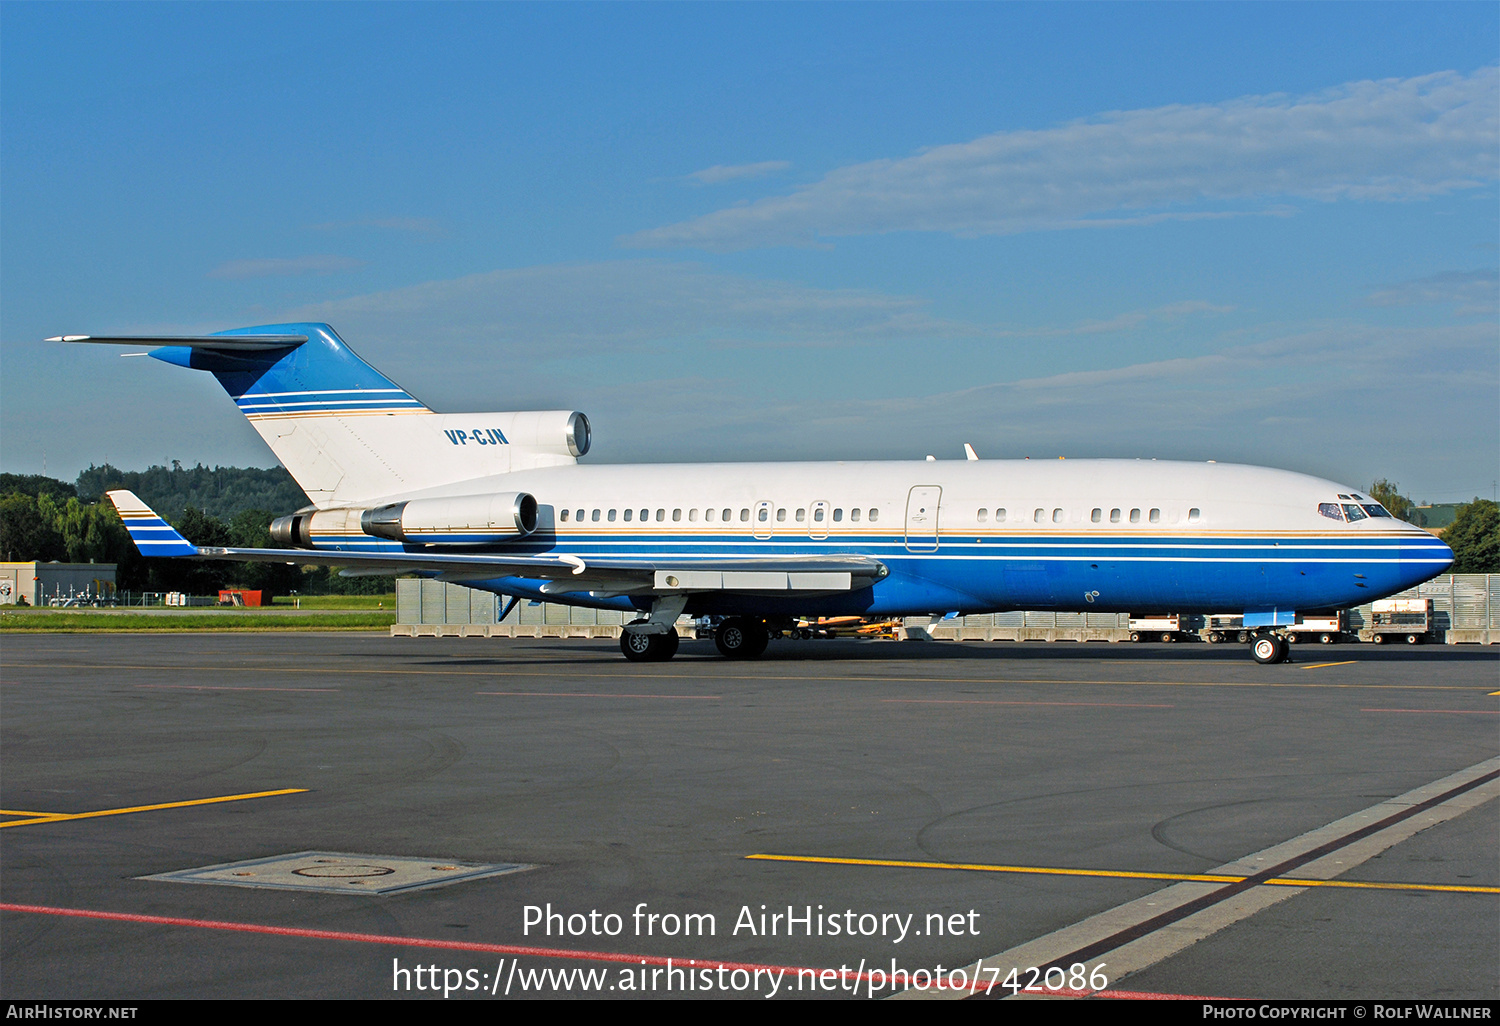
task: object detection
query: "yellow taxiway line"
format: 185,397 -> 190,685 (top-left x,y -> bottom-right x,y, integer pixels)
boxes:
745,853 -> 1500,896
0,788 -> 308,828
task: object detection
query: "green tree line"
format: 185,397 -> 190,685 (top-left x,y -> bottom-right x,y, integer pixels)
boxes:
0,467 -> 391,596
1,466 -> 1493,588
72,461 -> 309,519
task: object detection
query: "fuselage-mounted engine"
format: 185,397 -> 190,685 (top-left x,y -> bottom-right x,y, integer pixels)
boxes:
359,492 -> 538,544
271,492 -> 539,549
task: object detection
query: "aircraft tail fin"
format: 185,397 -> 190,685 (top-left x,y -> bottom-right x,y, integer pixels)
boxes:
62,324 -> 589,508
106,490 -> 199,557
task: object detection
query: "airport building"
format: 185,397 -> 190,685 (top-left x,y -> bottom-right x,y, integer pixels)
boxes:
0,562 -> 117,607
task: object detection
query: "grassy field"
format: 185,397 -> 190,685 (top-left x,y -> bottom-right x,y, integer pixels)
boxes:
0,607 -> 396,632
266,594 -> 397,610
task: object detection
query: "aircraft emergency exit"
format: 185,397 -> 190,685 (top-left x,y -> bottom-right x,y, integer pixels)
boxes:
57,323 -> 1454,664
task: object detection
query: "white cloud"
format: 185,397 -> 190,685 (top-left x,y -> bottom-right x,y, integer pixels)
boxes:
288,259 -> 975,351
207,255 -> 366,280
1366,269 -> 1498,316
623,68 -> 1499,249
684,161 -> 791,185
309,217 -> 443,234
288,260 -> 1231,354
571,322 -> 1497,494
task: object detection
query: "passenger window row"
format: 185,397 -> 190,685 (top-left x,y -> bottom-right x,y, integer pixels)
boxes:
557,506 -> 881,525
761,507 -> 879,523
975,507 -> 1201,525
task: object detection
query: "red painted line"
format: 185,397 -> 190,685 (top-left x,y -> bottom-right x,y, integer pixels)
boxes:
134,685 -> 340,693
475,691 -> 720,700
965,986 -> 1230,1000
0,901 -> 1072,994
0,903 -> 862,980
1359,708 -> 1498,715
1092,989 -> 1235,1001
882,699 -> 1174,709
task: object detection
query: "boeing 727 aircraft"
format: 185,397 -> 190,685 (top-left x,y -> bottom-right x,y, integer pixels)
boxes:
58,323 -> 1453,664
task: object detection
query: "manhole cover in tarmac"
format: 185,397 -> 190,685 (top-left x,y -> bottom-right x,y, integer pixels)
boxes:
141,851 -> 535,895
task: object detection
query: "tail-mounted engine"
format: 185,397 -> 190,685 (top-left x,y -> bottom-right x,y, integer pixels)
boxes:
360,492 -> 538,543
271,492 -> 538,549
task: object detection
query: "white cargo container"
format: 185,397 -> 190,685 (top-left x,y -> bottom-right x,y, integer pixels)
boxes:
1128,613 -> 1193,642
1283,611 -> 1347,645
1369,598 -> 1432,644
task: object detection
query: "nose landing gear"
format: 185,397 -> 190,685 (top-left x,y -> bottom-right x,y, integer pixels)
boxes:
1250,633 -> 1291,665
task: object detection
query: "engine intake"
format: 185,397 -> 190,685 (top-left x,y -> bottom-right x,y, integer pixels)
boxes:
269,512 -> 314,549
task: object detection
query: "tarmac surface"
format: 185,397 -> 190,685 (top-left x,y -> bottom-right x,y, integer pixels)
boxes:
1,633 -> 1495,1001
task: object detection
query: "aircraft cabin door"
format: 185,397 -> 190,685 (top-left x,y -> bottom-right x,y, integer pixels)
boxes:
905,486 -> 941,552
809,500 -> 830,541
753,500 -> 774,540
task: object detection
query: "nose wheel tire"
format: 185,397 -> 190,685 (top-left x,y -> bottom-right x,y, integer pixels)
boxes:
1251,635 -> 1288,664
621,626 -> 680,662
715,617 -> 768,659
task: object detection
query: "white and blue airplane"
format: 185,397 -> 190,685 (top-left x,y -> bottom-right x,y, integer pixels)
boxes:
59,322 -> 1453,664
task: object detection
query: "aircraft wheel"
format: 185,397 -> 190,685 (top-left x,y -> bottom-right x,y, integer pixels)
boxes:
1405,633 -> 1422,645
716,617 -> 767,659
747,623 -> 769,657
621,629 -> 657,662
620,626 -> 678,662
1251,635 -> 1286,665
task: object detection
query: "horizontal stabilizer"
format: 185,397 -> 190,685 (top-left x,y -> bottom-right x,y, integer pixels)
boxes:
51,334 -> 307,351
106,491 -> 199,557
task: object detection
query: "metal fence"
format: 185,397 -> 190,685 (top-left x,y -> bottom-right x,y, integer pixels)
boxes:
393,574 -> 1497,643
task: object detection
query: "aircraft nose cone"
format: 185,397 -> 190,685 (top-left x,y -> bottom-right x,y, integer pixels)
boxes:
1395,529 -> 1453,592
1436,539 -> 1455,570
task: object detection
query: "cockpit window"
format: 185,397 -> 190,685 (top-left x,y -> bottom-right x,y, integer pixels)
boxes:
1341,504 -> 1368,521
1361,504 -> 1393,518
1318,503 -> 1343,521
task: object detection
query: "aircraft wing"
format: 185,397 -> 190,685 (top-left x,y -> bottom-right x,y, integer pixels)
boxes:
107,490 -> 884,594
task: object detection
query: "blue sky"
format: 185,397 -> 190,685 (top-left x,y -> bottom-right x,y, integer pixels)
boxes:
3,3 -> 1496,503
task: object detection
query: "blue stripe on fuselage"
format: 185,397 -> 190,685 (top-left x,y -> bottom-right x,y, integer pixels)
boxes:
299,529 -> 1449,615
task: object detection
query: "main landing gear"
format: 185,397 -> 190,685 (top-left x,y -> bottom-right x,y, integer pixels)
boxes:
619,616 -> 771,661
1249,632 -> 1291,665
714,617 -> 769,660
620,624 -> 680,662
